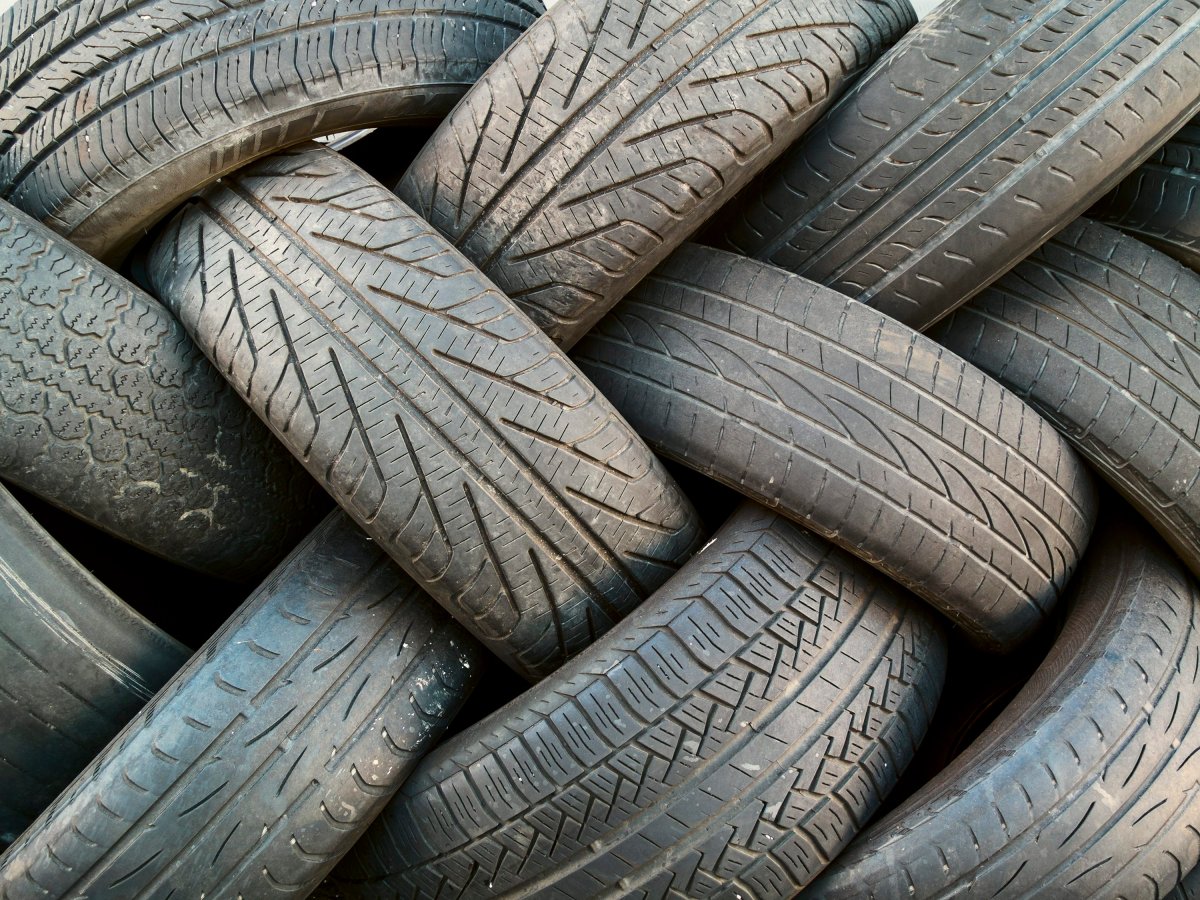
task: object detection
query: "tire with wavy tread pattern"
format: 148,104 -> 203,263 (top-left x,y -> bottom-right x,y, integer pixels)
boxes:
718,0 -> 1200,332
396,0 -> 916,349
0,0 -> 542,263
933,218 -> 1200,580
808,510 -> 1200,899
0,510 -> 479,899
0,482 -> 187,849
141,144 -> 703,683
329,502 -> 947,899
572,244 -> 1097,651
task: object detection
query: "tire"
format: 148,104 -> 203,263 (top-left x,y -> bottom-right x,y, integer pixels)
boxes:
0,482 -> 188,849
1091,118 -> 1200,270
1170,867 -> 1200,900
396,0 -> 916,349
573,244 -> 1096,651
0,511 -> 479,899
0,197 -> 323,582
807,512 -> 1200,900
330,502 -> 947,899
933,218 -> 1200,580
0,0 -> 542,263
140,145 -> 704,682
718,0 -> 1200,332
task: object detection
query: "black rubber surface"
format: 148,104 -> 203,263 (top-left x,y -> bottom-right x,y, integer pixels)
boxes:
574,244 -> 1097,651
331,502 -> 947,898
0,197 -> 322,582
0,482 -> 187,849
0,511 -> 479,899
142,145 -> 703,682
0,0 -> 542,262
719,0 -> 1200,331
1170,866 -> 1200,900
934,218 -> 1200,581
809,511 -> 1200,899
397,0 -> 916,348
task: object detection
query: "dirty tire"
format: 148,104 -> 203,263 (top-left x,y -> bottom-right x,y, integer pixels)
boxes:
0,198 -> 322,582
808,512 -> 1200,899
397,0 -> 916,349
0,0 -> 542,262
141,145 -> 703,682
574,244 -> 1097,650
719,0 -> 1200,331
934,219 -> 1200,580
0,511 -> 479,899
331,503 -> 947,899
0,482 -> 187,849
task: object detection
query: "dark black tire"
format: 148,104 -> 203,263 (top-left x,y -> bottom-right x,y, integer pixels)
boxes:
933,218 -> 1200,581
719,0 -> 1200,331
1091,118 -> 1200,270
396,0 -> 916,349
141,145 -> 703,682
0,511 -> 479,899
1169,866 -> 1200,900
0,197 -> 322,582
330,503 -> 947,899
573,245 -> 1097,651
0,482 -> 187,849
0,0 -> 542,263
808,512 -> 1200,899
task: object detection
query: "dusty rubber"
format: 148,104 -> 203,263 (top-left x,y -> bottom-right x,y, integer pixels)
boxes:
808,512 -> 1200,899
0,510 -> 479,899
396,0 -> 916,348
934,218 -> 1200,581
141,145 -> 704,682
0,0 -> 542,262
0,482 -> 187,849
574,244 -> 1097,651
719,0 -> 1200,331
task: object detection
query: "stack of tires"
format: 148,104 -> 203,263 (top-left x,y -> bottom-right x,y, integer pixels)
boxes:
0,0 -> 1197,896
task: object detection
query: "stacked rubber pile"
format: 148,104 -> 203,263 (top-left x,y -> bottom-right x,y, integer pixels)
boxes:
0,0 -> 1197,896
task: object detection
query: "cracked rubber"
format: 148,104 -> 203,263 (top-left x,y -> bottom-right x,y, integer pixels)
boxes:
0,197 -> 322,582
141,145 -> 703,682
0,482 -> 187,849
574,244 -> 1097,651
719,0 -> 1200,331
0,511 -> 479,899
331,502 -> 947,899
396,0 -> 916,349
808,511 -> 1200,899
0,0 -> 542,262
934,219 -> 1200,580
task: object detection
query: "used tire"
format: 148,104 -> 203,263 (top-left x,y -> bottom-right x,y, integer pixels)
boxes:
397,0 -> 916,348
0,511 -> 479,899
934,218 -> 1200,579
1170,867 -> 1200,900
0,198 -> 322,582
141,145 -> 703,682
808,512 -> 1200,899
0,0 -> 542,262
573,245 -> 1097,650
0,482 -> 187,848
719,0 -> 1200,331
332,503 -> 947,899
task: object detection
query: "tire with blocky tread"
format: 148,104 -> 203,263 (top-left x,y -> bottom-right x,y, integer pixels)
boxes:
0,0 -> 543,262
141,144 -> 703,683
0,197 -> 322,582
573,244 -> 1097,651
934,218 -> 1200,581
719,0 -> 1200,331
808,513 -> 1200,899
0,510 -> 480,899
330,502 -> 947,899
397,0 -> 916,349
0,482 -> 188,849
